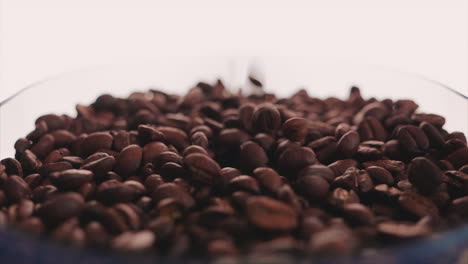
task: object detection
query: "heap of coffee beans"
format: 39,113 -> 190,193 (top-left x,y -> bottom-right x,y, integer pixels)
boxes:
0,80 -> 467,260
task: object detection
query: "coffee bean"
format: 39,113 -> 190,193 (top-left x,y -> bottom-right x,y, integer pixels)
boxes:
328,159 -> 358,177
191,131 -> 209,149
239,103 -> 255,132
357,117 -> 387,141
420,122 -> 445,148
96,180 -> 142,204
296,175 -> 330,201
278,147 -> 316,175
337,131 -> 360,158
253,167 -> 282,194
398,191 -> 439,218
152,183 -> 195,209
246,196 -> 297,231
156,126 -> 189,150
408,157 -> 442,194
114,145 -> 142,176
365,166 -> 394,185
447,147 -> 468,169
298,165 -> 335,183
396,125 -> 429,153
80,156 -> 116,178
1,158 -> 24,177
217,128 -> 251,147
4,175 -> 30,202
343,203 -> 375,225
308,136 -> 338,163
82,132 -> 113,156
308,227 -> 356,254
411,113 -> 445,127
328,188 -> 359,208
27,121 -> 48,141
184,153 -> 220,184
229,175 -> 260,194
50,130 -> 77,147
282,117 -> 308,142
36,114 -> 66,131
50,169 -> 94,190
37,192 -> 84,225
240,141 -> 269,170
252,103 -> 281,134
354,102 -> 389,124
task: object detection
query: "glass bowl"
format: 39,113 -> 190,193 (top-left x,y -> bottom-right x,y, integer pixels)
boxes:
0,57 -> 467,263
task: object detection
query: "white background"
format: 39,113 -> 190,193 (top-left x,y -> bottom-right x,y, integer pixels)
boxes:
1,0 -> 467,100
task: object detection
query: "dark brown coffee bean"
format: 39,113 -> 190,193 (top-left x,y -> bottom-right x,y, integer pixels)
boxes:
447,147 -> 468,169
296,175 -> 330,201
239,103 -> 255,132
396,125 -> 429,153
80,156 -> 116,178
278,147 -> 316,174
17,217 -> 44,234
20,150 -> 41,171
307,136 -> 338,163
354,102 -> 389,124
27,121 -> 48,141
343,203 -> 374,225
246,196 -> 297,231
37,192 -> 84,225
328,159 -> 358,177
36,114 -> 66,131
50,169 -> 94,190
1,158 -> 24,177
31,185 -> 57,203
253,167 -> 282,194
229,175 -> 260,194
44,148 -> 71,164
411,113 -> 445,127
240,141 -> 269,170
336,131 -> 360,158
182,145 -> 209,157
308,227 -> 356,254
362,160 -> 405,176
114,145 -> 142,176
96,180 -> 142,204
252,103 -> 281,134
144,174 -> 164,193
152,183 -> 194,209
365,166 -> 394,185
328,188 -> 359,208
14,138 -> 31,155
156,126 -> 189,150
298,165 -> 335,183
408,157 -> 442,194
217,128 -> 251,147
398,191 -> 439,218
420,122 -> 444,148
82,132 -> 113,156
282,117 -> 308,142
191,131 -> 209,149
184,153 -> 220,184
357,117 -> 387,141
50,130 -> 77,147
4,175 -> 30,202
142,141 -> 169,164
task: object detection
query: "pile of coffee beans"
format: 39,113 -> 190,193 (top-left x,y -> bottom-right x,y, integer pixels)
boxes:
1,79 -> 467,261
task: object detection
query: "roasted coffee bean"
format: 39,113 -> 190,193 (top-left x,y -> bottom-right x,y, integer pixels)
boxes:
239,103 -> 255,132
253,167 -> 282,194
308,227 -> 356,254
96,180 -> 142,204
298,165 -> 335,183
336,131 -> 360,157
111,230 -> 155,251
354,102 -> 389,124
184,153 -> 220,184
252,103 -> 281,134
343,203 -> 375,225
328,159 -> 358,177
362,160 -> 405,176
447,147 -> 468,169
365,166 -> 394,185
152,183 -> 195,209
328,188 -> 359,208
114,145 -> 142,176
377,220 -> 431,238
420,122 -> 445,148
142,141 -> 169,164
27,121 -> 48,141
246,196 -> 297,231
80,156 -> 116,178
4,175 -> 30,202
50,130 -> 76,147
357,117 -> 387,141
20,150 -> 41,171
408,157 -> 442,194
411,113 -> 445,127
296,175 -> 329,201
398,191 -> 439,218
307,136 -> 338,163
50,169 -> 94,190
240,141 -> 269,170
396,125 -> 429,153
36,114 -> 66,131
191,131 -> 209,149
217,128 -> 250,147
182,145 -> 209,157
37,192 -> 84,225
82,132 -> 113,156
282,117 -> 308,142
278,147 -> 316,175
1,158 -> 24,177
156,126 -> 189,150
229,175 -> 260,194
